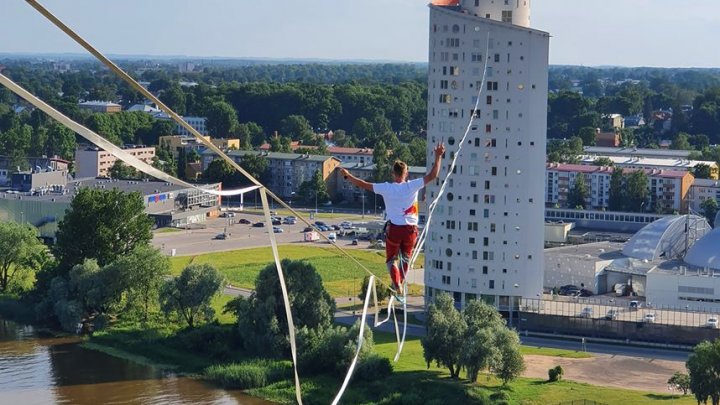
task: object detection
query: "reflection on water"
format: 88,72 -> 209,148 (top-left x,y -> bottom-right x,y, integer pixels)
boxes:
0,319 -> 270,405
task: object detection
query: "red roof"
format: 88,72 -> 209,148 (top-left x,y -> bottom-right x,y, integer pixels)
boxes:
431,0 -> 459,5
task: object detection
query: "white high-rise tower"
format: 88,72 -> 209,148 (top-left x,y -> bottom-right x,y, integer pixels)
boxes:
425,0 -> 549,310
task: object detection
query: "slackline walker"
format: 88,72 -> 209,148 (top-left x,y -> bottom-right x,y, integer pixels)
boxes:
16,1 -> 494,403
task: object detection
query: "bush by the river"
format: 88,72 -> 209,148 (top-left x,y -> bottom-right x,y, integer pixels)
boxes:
204,359 -> 292,389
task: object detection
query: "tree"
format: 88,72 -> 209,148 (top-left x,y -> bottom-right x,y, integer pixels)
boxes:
567,173 -> 589,209
161,263 -> 225,328
0,222 -> 47,293
46,123 -> 77,160
280,114 -> 315,145
238,153 -> 269,185
108,160 -> 138,179
206,101 -> 239,137
625,170 -> 649,212
693,163 -> 713,179
203,159 -> 235,186
593,157 -> 615,167
578,126 -> 596,146
298,170 -> 330,205
372,141 -> 391,183
608,168 -> 625,211
408,138 -> 427,167
668,371 -> 690,396
161,85 -> 186,115
460,300 -> 506,382
269,135 -> 292,153
390,143 -> 413,166
358,275 -> 389,302
687,339 -> 720,405
111,245 -> 170,321
490,328 -> 525,385
422,292 -> 466,378
672,132 -> 692,150
53,188 -> 153,273
701,198 -> 718,228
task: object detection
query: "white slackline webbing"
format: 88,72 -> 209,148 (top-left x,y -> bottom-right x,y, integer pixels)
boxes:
331,275 -> 375,405
0,73 -> 257,197
260,190 -> 303,405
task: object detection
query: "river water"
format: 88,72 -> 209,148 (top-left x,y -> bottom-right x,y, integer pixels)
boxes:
0,319 -> 270,405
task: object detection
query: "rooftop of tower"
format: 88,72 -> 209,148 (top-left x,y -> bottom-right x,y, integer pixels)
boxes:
429,2 -> 550,36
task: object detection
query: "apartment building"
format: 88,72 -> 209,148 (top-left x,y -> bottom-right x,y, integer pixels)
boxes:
75,145 -> 156,178
425,0 -> 549,309
546,163 -> 694,214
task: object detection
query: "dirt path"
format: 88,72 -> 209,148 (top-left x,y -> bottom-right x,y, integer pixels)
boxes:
523,354 -> 685,392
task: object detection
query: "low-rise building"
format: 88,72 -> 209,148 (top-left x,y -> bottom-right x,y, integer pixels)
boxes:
688,178 -> 720,213
158,135 -> 209,159
583,146 -> 694,160
78,100 -> 121,113
155,114 -> 208,136
210,138 -> 240,150
595,130 -> 621,147
0,177 -> 221,241
0,155 -> 69,186
259,144 -> 378,165
75,145 -> 156,178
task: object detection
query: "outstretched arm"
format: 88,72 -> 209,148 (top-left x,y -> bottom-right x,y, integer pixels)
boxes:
339,167 -> 374,192
424,143 -> 446,185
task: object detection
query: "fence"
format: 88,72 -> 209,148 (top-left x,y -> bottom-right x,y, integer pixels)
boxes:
515,296 -> 720,345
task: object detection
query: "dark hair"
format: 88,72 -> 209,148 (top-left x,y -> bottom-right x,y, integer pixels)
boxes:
393,160 -> 408,178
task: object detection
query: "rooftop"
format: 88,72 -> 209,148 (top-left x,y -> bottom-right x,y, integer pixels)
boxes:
78,100 -> 121,107
583,146 -> 694,159
544,241 -> 626,262
212,149 -> 339,163
578,155 -> 716,169
547,163 -> 691,179
340,162 -> 425,175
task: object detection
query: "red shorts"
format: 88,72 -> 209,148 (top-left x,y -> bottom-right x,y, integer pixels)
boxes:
385,223 -> 418,287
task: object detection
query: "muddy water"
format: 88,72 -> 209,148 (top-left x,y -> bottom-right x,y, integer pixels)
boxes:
0,319 -> 271,405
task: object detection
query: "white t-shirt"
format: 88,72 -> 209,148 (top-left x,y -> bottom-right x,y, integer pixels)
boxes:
373,178 -> 425,226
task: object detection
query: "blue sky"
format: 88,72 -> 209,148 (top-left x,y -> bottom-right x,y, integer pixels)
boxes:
1,0 -> 720,67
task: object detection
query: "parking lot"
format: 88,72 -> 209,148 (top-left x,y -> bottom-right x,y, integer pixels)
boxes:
151,212 -> 385,257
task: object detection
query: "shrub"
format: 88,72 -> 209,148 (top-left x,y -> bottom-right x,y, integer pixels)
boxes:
204,359 -> 291,389
355,354 -> 393,381
548,365 -> 564,382
490,390 -> 510,401
178,323 -> 234,359
296,321 -> 374,377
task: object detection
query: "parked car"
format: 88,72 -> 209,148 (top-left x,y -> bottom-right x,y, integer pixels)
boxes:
238,218 -> 251,224
213,233 -> 227,240
272,219 -> 282,226
558,284 -> 579,296
331,225 -> 341,231
707,317 -> 719,329
302,226 -> 313,233
577,289 -> 593,297
340,221 -> 353,229
328,232 -> 337,243
351,238 -> 359,246
283,216 -> 297,225
273,226 -> 284,233
629,300 -> 640,310
643,313 -> 656,323
252,222 -> 265,228
579,307 -> 593,318
227,212 -> 236,218
314,221 -> 327,227
605,309 -> 619,320
319,225 -> 330,231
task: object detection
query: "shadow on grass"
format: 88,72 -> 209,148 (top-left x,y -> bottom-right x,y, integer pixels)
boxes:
645,393 -> 685,401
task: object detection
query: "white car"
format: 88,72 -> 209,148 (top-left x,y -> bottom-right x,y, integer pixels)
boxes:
579,307 -> 593,318
707,317 -> 719,329
643,313 -> 656,323
328,232 -> 337,243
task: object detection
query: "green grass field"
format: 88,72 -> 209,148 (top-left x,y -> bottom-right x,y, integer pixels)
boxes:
169,245 -> 422,297
372,332 -> 690,405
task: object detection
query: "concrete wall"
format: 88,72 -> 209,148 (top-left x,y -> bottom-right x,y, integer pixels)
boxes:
544,253 -> 598,292
647,270 -> 720,312
519,312 -> 720,346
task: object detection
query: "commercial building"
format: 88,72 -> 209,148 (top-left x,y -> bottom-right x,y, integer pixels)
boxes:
0,176 -> 221,241
259,144 -> 377,166
424,0 -> 549,309
0,155 -> 69,186
75,145 -> 156,178
544,214 -> 720,312
545,163 -> 694,214
583,146 -> 694,160
201,150 -> 341,199
78,100 -> 121,113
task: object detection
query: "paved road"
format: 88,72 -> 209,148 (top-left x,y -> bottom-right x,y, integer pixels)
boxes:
152,212 -> 385,256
